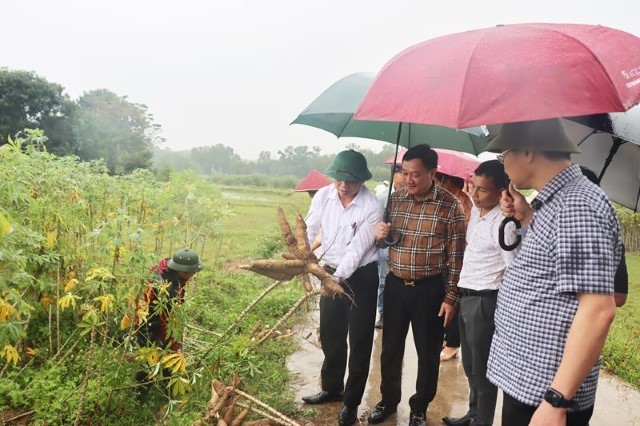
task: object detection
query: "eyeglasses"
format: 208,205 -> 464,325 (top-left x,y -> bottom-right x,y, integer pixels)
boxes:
496,149 -> 513,164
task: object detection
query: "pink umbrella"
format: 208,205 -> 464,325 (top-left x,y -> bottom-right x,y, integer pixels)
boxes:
385,148 -> 480,181
355,23 -> 640,128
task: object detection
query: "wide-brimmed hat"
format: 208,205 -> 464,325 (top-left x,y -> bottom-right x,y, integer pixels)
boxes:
168,248 -> 202,273
487,118 -> 581,154
325,149 -> 372,182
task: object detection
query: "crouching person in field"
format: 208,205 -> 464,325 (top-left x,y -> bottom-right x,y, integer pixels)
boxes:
135,248 -> 202,391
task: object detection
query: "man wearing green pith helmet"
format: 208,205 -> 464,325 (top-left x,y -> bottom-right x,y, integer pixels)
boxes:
302,149 -> 383,426
136,248 -> 203,351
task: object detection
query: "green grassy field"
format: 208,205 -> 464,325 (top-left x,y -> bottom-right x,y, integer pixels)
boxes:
214,186 -> 311,265
602,253 -> 640,387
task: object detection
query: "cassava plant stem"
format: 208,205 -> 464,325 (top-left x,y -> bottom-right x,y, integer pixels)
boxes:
221,280 -> 283,339
255,291 -> 318,346
73,326 -> 96,426
232,388 -> 301,426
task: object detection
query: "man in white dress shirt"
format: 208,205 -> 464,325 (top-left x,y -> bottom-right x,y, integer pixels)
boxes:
443,160 -> 518,426
302,149 -> 383,426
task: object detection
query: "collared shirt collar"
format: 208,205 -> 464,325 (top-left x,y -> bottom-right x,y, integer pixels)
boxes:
328,183 -> 365,207
530,164 -> 582,211
479,203 -> 503,220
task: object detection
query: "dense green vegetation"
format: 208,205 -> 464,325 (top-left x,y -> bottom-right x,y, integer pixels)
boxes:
0,131 -> 314,424
603,253 -> 640,387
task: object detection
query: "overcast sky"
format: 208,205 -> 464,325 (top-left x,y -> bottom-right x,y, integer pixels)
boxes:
3,0 -> 637,159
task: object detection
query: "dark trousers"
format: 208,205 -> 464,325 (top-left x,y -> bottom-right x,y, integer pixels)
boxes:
502,393 -> 594,426
379,273 -> 445,412
319,261 -> 378,407
459,293 -> 498,425
444,307 -> 460,347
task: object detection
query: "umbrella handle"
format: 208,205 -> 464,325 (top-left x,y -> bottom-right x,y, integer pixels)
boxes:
499,216 -> 521,251
382,229 -> 402,247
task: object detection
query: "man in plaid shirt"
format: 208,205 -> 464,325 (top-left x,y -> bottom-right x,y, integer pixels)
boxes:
368,144 -> 466,426
486,119 -> 621,426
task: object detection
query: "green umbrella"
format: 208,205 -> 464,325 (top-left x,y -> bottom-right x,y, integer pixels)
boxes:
291,72 -> 488,155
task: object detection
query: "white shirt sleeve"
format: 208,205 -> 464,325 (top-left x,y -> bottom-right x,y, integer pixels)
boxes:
305,188 -> 326,246
495,218 -> 520,267
333,198 -> 383,281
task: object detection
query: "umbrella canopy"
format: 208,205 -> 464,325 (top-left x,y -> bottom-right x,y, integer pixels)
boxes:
355,23 -> 640,128
385,148 -> 480,181
291,72 -> 488,155
294,169 -> 331,192
567,107 -> 640,211
487,106 -> 640,211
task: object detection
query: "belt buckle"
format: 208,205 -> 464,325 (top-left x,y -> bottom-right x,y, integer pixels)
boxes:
404,280 -> 415,287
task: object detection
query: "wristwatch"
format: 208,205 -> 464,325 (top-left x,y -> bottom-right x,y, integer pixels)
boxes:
544,387 -> 574,409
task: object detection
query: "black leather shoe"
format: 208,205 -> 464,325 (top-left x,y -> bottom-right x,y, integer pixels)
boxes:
443,413 -> 473,426
301,390 -> 343,404
409,411 -> 427,426
338,405 -> 358,426
367,401 -> 397,424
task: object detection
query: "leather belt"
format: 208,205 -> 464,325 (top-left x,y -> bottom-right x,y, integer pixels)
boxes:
390,272 -> 439,287
459,288 -> 498,297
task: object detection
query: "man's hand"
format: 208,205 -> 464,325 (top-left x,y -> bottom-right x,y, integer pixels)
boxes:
374,221 -> 391,241
529,401 -> 567,425
501,183 -> 532,225
438,302 -> 455,328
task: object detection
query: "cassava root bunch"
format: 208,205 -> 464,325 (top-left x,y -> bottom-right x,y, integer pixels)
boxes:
240,207 -> 345,297
193,379 -> 299,426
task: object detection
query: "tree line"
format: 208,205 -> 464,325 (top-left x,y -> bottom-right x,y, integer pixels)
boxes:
1,67 -> 398,181
0,68 -> 162,174
153,143 -> 399,183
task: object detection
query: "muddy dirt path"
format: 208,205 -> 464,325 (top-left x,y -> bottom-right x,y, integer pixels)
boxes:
287,304 -> 640,425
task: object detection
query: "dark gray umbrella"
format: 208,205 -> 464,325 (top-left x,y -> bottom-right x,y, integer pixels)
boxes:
488,106 -> 640,211
566,106 -> 640,211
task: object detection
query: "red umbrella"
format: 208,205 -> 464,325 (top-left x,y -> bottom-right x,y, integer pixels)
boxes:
385,148 -> 480,181
294,170 -> 331,192
355,23 -> 640,128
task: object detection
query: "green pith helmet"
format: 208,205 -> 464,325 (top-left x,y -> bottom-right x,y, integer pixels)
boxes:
325,149 -> 372,182
168,248 -> 202,273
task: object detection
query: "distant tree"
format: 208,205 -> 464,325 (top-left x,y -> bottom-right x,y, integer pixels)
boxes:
0,68 -> 76,155
72,89 -> 162,174
152,147 -> 193,173
189,144 -> 243,174
276,145 -> 322,176
257,150 -> 273,174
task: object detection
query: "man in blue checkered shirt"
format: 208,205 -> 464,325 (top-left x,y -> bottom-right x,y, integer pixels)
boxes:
486,119 -> 622,426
